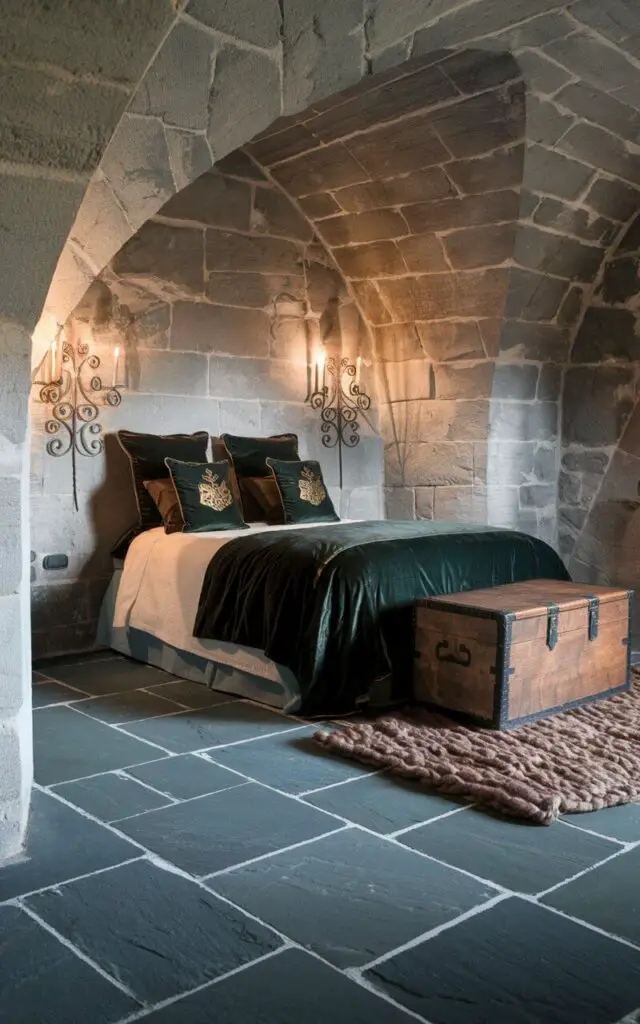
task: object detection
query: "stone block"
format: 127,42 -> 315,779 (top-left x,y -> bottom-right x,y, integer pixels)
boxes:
545,31 -> 639,95
620,216 -> 640,254
384,486 -> 415,520
533,199 -> 613,245
482,441 -> 534,486
416,321 -> 485,362
208,45 -> 281,159
247,123 -> 319,167
432,485 -> 477,522
345,487 -> 384,520
537,365 -> 562,402
376,269 -> 510,321
172,302 -> 269,357
165,127 -> 213,193
412,0 -> 569,50
333,241 -> 405,279
395,235 -> 448,274
415,487 -> 435,520
381,399 -> 491,444
306,261 -> 348,312
252,187 -> 313,242
554,82 -> 640,146
563,366 -> 635,445
102,115 -> 175,228
319,210 -> 409,246
525,145 -> 594,202
218,399 -> 261,436
514,226 -> 603,284
128,20 -> 214,131
206,271 -> 303,309
525,95 -> 575,148
0,323 -> 30,447
499,321 -> 569,361
569,0 -> 639,44
520,484 -> 555,509
206,229 -> 303,274
282,6 -> 363,112
308,64 -> 458,144
505,268 -> 572,322
434,363 -> 494,401
533,445 -> 557,483
427,84 -> 525,160
366,0 -> 451,52
69,177 -> 132,275
114,221 -> 204,297
133,351 -> 209,397
619,404 -> 640,457
188,0 -> 281,46
209,356 -> 306,404
271,143 -> 369,197
572,307 -> 640,364
439,50 -> 521,94
597,449 -> 640,504
380,360 -> 433,403
374,324 -> 424,363
31,581 -> 89,634
160,172 -> 252,231
560,123 -> 640,188
478,319 -> 502,358
386,442 -> 474,488
215,150 -> 267,181
334,168 -> 455,215
559,471 -> 581,506
349,282 -> 392,325
557,285 -> 585,330
586,176 -> 640,222
491,401 -> 558,442
562,449 -> 609,474
492,364 -> 539,401
443,223 -> 516,270
516,48 -> 573,95
599,255 -> 640,305
298,193 -> 341,219
346,117 -> 450,177
403,190 -> 519,234
0,174 -> 85,326
446,146 -> 524,196
132,303 -> 171,351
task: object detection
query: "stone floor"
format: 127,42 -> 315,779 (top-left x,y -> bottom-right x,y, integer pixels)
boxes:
3,652 -> 640,1023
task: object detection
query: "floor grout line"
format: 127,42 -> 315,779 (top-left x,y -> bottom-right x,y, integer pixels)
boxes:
111,782 -> 252,824
201,825 -> 352,880
559,816 -> 636,845
535,842 -> 635,898
16,900 -> 143,1004
388,803 -> 472,837
522,897 -> 640,954
113,770 -> 181,804
0,856 -> 146,907
296,768 -> 384,796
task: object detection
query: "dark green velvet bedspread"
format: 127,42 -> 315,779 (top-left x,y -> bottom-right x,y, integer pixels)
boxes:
194,520 -> 569,715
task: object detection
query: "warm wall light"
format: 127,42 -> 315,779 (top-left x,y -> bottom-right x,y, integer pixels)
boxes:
32,326 -> 125,511
307,352 -> 371,489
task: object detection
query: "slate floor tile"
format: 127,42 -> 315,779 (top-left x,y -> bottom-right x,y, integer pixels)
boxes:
0,791 -> 138,902
304,772 -> 467,834
42,656 -> 175,695
121,701 -> 304,754
72,689 -> 183,725
562,803 -> 640,843
399,807 -> 619,893
147,678 -> 233,708
0,904 -> 139,1024
33,650 -> 122,672
32,681 -> 84,708
207,728 -> 375,794
542,846 -> 640,946
141,947 -> 413,1023
212,828 -> 496,968
127,754 -> 247,800
34,706 -> 168,785
51,772 -> 174,822
116,783 -> 341,876
26,859 -> 282,1004
365,897 -> 640,1024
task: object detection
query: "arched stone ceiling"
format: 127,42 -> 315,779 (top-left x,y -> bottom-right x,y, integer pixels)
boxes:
35,0 -> 640,366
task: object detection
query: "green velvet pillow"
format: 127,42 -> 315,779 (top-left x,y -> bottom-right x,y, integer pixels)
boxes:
222,433 -> 298,478
164,459 -> 247,534
266,458 -> 339,525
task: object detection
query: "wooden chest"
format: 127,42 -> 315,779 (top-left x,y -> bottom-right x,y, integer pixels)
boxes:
414,580 -> 632,729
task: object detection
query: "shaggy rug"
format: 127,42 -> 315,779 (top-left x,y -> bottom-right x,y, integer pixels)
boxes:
314,676 -> 640,825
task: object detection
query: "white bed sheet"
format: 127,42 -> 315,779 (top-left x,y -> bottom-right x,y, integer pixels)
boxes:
113,521 -> 350,683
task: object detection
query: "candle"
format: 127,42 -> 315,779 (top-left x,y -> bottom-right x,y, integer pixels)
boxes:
113,345 -> 120,387
50,339 -> 56,384
355,355 -> 362,389
315,351 -> 325,394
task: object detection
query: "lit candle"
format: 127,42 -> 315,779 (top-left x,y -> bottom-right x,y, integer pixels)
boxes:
355,355 -> 362,389
317,352 -> 326,393
113,345 -> 120,387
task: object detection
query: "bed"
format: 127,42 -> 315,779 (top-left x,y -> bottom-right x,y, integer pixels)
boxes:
101,518 -> 570,716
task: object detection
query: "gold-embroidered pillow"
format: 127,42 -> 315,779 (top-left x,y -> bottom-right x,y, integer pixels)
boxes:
164,459 -> 247,533
266,458 -> 339,525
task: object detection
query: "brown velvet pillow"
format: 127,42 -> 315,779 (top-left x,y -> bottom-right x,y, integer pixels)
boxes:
242,476 -> 285,525
143,479 -> 184,534
217,433 -> 298,521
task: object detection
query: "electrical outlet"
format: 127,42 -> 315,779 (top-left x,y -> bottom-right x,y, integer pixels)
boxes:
42,554 -> 68,571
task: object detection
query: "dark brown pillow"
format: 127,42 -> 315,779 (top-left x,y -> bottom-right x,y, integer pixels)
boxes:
143,479 -> 184,534
118,430 -> 209,530
242,476 -> 285,525
218,433 -> 298,521
211,436 -> 244,514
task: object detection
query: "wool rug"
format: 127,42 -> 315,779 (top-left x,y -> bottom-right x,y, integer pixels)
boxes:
314,676 -> 640,825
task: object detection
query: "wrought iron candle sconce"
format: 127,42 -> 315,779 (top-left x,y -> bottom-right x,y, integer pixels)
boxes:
309,353 -> 371,490
32,326 -> 124,511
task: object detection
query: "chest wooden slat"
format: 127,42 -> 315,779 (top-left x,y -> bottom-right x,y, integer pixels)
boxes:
414,579 -> 632,729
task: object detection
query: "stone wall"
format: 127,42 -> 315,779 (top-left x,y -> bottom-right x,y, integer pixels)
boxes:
560,211 -> 640,597
0,0 -> 177,859
30,154 -> 380,658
